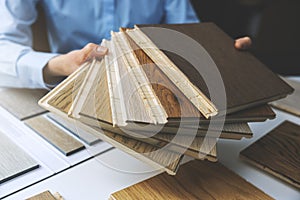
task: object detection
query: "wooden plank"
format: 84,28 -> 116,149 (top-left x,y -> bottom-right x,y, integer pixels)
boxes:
240,121 -> 300,189
45,62 -> 89,115
111,31 -> 167,124
133,23 -> 293,116
0,131 -> 39,184
26,191 -> 56,200
80,122 -> 183,175
271,78 -> 300,117
47,113 -> 100,145
110,160 -> 273,200
0,89 -> 47,120
25,115 -> 85,156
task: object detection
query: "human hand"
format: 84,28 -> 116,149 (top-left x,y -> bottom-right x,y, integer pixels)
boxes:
234,37 -> 252,50
43,43 -> 108,84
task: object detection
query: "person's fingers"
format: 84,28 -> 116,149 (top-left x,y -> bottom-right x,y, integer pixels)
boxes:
79,43 -> 108,62
234,37 -> 252,50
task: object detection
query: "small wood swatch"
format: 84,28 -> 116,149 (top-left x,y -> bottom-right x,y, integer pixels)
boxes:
0,89 -> 47,120
110,160 -> 273,200
240,121 -> 300,189
271,78 -> 300,117
26,191 -> 56,200
25,115 -> 85,156
0,131 -> 39,183
47,113 -> 100,145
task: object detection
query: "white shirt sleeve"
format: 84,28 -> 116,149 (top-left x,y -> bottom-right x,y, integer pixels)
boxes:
0,0 -> 58,89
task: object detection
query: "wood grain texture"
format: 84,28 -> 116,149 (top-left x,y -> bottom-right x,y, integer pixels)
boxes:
240,121 -> 300,189
45,62 -> 89,115
26,191 -> 56,200
110,160 -> 273,200
0,89 -> 47,120
0,131 -> 39,184
47,113 -> 100,145
112,31 -> 167,124
123,28 -> 201,119
271,78 -> 300,117
127,28 -> 217,118
135,23 -> 293,115
25,115 -> 85,156
81,122 -> 183,175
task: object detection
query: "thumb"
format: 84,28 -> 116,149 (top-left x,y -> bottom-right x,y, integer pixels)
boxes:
89,45 -> 108,60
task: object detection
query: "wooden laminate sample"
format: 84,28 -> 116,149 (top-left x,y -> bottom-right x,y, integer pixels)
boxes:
25,115 -> 85,156
82,122 -> 183,175
0,131 -> 39,184
240,121 -> 300,189
0,89 -> 47,120
26,191 -> 56,200
132,23 -> 293,116
110,160 -> 273,200
47,113 -> 100,145
271,78 -> 300,117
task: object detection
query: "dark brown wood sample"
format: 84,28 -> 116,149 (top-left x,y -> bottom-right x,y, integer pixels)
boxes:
0,131 -> 39,184
110,160 -> 273,200
25,115 -> 85,156
271,78 -> 300,117
123,28 -> 276,123
0,89 -> 47,120
240,121 -> 300,189
136,23 -> 293,116
26,191 -> 56,200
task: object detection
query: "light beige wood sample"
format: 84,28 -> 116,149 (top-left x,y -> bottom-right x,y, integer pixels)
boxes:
0,88 -> 47,120
240,121 -> 300,189
26,191 -> 56,200
0,131 -> 39,183
126,27 -> 218,119
47,113 -> 100,145
112,32 -> 167,124
271,78 -> 300,117
53,192 -> 64,200
25,115 -> 85,156
40,62 -> 89,115
110,160 -> 273,200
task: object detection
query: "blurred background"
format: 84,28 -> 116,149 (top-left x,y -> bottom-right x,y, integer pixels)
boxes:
32,0 -> 300,75
191,0 -> 300,75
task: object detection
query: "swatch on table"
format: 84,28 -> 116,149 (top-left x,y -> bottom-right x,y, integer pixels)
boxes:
240,121 -> 300,189
26,190 -> 60,200
25,115 -> 85,156
47,113 -> 100,145
0,131 -> 39,184
110,160 -> 273,200
271,78 -> 300,117
0,88 -> 47,120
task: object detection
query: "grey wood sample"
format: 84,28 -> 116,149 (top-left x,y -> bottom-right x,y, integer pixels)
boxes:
240,121 -> 300,189
0,131 -> 39,184
271,78 -> 300,117
47,113 -> 100,145
25,115 -> 85,156
26,190 -> 56,200
0,88 -> 48,120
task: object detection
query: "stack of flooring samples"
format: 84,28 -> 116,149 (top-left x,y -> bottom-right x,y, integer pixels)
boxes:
240,121 -> 300,189
109,160 -> 273,200
0,131 -> 39,184
39,23 -> 293,175
271,78 -> 300,117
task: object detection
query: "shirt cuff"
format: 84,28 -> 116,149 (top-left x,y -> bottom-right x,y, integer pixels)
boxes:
17,51 -> 60,89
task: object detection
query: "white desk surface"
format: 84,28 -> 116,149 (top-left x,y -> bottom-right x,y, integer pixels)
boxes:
1,77 -> 300,200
